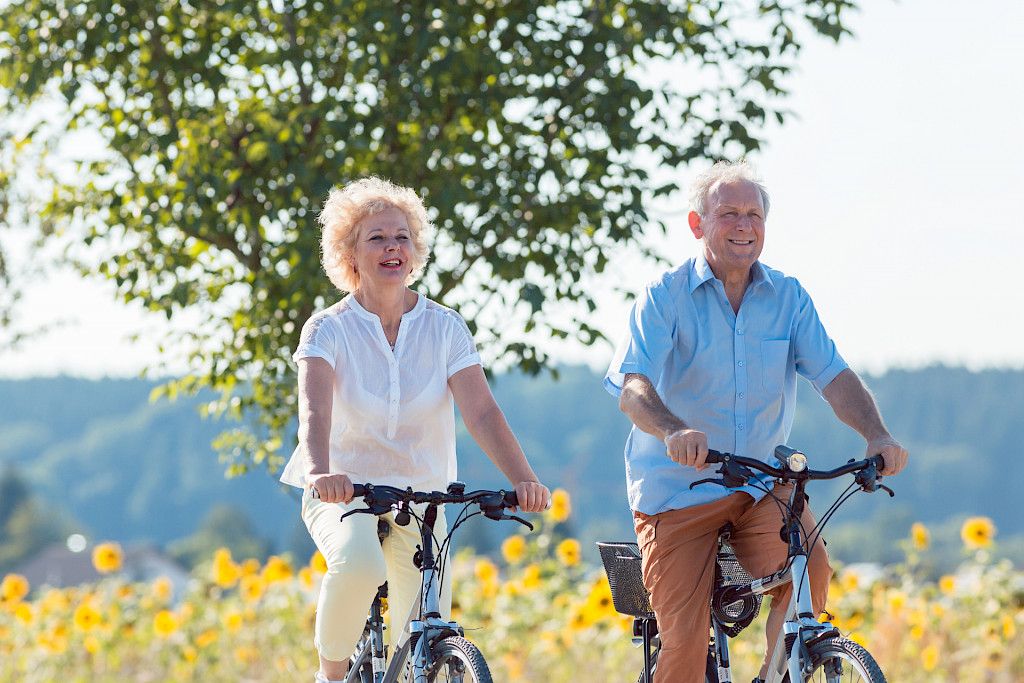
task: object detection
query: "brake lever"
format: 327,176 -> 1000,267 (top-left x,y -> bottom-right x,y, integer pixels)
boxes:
879,484 -> 895,497
503,514 -> 534,530
339,507 -> 372,522
689,477 -> 729,490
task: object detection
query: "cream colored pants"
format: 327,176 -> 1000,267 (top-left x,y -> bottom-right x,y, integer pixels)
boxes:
301,489 -> 452,661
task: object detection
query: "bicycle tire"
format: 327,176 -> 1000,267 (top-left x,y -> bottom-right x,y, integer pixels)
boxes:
783,637 -> 886,683
426,636 -> 492,683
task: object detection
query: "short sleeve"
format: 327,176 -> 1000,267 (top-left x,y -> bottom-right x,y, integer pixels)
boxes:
603,280 -> 676,397
446,313 -> 482,378
792,285 -> 848,395
292,315 -> 338,369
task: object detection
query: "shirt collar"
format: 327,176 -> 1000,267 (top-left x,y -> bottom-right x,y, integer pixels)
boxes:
689,253 -> 776,295
345,291 -> 425,321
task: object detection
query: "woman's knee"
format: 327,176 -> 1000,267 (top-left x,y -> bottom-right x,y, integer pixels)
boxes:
322,548 -> 387,590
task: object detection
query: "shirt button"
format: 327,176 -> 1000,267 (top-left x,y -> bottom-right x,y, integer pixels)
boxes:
738,392 -> 744,399
738,424 -> 744,430
736,328 -> 744,335
738,361 -> 744,367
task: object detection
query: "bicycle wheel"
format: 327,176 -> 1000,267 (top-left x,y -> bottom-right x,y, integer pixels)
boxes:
785,637 -> 886,683
426,636 -> 492,683
634,647 -> 717,683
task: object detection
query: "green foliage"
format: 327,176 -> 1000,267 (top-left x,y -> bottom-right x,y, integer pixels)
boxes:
0,0 -> 857,473
167,504 -> 270,568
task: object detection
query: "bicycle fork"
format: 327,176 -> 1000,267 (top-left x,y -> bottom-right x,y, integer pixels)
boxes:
765,553 -> 820,683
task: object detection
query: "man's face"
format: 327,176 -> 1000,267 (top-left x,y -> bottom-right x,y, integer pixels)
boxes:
688,180 -> 766,278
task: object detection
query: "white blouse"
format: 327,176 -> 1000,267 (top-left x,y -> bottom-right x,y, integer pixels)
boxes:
278,293 -> 481,492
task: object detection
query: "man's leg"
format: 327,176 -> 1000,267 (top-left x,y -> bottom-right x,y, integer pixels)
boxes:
633,494 -> 747,683
729,484 -> 833,679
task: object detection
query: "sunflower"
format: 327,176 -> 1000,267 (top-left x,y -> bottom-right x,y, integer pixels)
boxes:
501,535 -> 527,564
961,516 -> 996,550
240,574 -> 266,603
555,539 -> 581,567
261,556 -> 294,584
910,522 -> 930,550
153,610 -> 180,638
921,644 -> 939,672
0,573 -> 29,603
92,543 -> 124,574
547,489 -> 572,523
73,603 -> 103,632
473,558 -> 499,583
521,564 -> 543,591
310,550 -> 328,574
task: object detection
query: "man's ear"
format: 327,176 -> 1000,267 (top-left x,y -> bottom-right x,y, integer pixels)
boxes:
688,211 -> 703,239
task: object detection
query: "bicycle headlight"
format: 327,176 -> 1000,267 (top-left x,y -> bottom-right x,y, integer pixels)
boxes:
787,452 -> 808,472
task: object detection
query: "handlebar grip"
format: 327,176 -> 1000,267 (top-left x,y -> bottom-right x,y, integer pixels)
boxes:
503,490 -> 520,507
309,483 -> 366,500
705,449 -> 725,464
870,454 -> 886,471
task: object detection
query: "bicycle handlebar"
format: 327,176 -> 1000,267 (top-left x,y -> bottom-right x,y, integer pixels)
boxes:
313,481 -> 533,529
698,448 -> 893,495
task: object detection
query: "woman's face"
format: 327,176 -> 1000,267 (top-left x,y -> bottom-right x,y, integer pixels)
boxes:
350,206 -> 415,291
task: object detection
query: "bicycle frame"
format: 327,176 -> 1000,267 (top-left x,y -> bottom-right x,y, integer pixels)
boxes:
345,502 -> 464,683
707,481 -> 833,683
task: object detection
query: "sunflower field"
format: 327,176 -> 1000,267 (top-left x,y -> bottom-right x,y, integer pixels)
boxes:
1,492 -> 1021,682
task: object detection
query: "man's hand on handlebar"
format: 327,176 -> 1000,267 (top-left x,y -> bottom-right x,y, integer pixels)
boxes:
309,473 -> 355,503
513,481 -> 551,513
867,437 -> 909,476
664,428 -> 711,471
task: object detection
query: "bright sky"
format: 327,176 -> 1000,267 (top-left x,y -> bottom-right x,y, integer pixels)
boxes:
2,0 -> 1022,378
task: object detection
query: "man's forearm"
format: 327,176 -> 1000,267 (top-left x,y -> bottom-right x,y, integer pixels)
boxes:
821,368 -> 891,442
619,373 -> 688,439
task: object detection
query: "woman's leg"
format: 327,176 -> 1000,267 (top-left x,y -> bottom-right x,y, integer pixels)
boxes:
303,490 -> 388,679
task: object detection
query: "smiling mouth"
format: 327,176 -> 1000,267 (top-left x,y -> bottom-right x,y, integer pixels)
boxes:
380,259 -> 402,267
728,239 -> 755,246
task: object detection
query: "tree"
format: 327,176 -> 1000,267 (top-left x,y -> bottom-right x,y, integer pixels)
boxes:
0,0 -> 856,474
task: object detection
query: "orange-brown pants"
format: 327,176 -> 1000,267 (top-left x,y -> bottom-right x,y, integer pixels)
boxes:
633,484 -> 832,683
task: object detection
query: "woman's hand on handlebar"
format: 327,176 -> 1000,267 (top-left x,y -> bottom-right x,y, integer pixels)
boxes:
309,473 -> 354,503
664,428 -> 711,471
867,437 -> 909,476
513,481 -> 551,513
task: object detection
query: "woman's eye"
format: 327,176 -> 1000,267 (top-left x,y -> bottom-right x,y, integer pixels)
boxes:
369,235 -> 382,240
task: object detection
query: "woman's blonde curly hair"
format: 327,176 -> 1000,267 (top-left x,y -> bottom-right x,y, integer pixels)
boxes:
318,177 -> 433,292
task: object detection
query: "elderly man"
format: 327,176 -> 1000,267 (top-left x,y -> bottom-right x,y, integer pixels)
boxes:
603,161 -> 908,683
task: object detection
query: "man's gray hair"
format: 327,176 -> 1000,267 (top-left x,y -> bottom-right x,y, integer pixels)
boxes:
689,160 -> 771,217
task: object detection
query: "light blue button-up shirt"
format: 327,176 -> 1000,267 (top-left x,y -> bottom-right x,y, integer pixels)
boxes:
604,254 -> 849,515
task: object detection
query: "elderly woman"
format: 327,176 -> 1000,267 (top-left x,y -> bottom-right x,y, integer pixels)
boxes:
278,177 -> 551,683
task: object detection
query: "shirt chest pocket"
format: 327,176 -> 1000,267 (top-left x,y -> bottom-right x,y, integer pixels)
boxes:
760,339 -> 791,393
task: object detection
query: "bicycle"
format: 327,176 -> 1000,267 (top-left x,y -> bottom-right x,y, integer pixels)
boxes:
598,445 -> 894,683
318,481 -> 533,683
